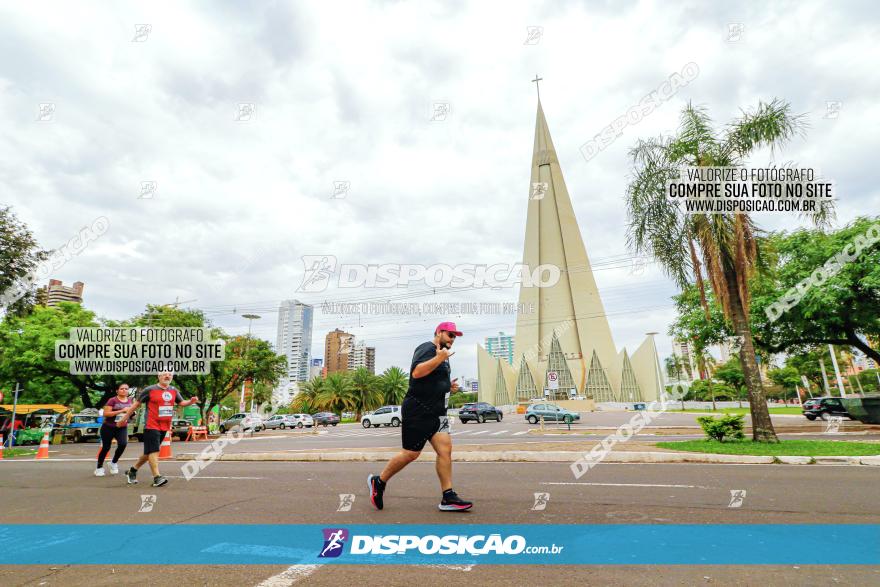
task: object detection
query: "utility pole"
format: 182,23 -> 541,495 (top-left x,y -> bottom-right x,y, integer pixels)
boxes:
240,314 -> 261,412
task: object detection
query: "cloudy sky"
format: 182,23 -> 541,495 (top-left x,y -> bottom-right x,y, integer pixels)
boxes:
1,0 -> 878,380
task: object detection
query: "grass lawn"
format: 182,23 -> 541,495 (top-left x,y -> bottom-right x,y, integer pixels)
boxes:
2,447 -> 37,458
669,407 -> 804,415
655,439 -> 880,456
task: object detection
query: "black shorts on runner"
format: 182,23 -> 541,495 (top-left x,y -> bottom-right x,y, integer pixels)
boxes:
401,414 -> 450,452
142,428 -> 164,455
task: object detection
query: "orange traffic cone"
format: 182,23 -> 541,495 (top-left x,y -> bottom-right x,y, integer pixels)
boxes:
158,430 -> 172,460
35,430 -> 51,459
0,435 -> 4,460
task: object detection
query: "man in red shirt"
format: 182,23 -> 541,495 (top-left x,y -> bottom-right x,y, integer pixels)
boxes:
118,371 -> 198,487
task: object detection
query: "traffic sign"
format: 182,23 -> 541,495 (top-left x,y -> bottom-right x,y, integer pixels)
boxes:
547,371 -> 559,390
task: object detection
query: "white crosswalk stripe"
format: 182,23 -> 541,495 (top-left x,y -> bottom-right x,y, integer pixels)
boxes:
468,430 -> 490,435
490,430 -> 509,435
513,431 -> 529,436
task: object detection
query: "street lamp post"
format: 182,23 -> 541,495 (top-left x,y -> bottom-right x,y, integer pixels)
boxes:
240,314 -> 261,412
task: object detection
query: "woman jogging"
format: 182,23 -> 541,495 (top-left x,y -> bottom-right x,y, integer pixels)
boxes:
95,383 -> 133,476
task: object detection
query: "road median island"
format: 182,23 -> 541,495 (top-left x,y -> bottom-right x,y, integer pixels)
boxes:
173,444 -> 880,466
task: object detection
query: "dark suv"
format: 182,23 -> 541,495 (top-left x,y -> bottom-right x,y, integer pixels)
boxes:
803,397 -> 853,420
458,402 -> 503,423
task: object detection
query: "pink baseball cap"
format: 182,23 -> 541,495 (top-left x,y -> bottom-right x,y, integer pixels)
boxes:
435,321 -> 463,337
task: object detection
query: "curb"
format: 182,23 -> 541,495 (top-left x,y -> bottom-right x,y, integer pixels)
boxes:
175,450 -> 880,466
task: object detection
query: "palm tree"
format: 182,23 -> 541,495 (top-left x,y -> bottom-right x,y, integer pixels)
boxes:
292,377 -> 325,413
349,367 -> 383,419
317,372 -> 355,416
626,99 -> 831,442
378,366 -> 408,405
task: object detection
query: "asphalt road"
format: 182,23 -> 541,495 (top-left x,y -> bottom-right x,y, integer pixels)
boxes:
1,456 -> 878,586
21,413 -> 873,457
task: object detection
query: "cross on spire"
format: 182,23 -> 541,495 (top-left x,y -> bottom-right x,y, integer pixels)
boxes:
532,74 -> 543,101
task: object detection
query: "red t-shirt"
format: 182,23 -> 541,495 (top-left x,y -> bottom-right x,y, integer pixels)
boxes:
137,385 -> 184,432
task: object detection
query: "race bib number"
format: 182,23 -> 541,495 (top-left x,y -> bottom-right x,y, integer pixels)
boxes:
114,413 -> 126,423
158,406 -> 174,418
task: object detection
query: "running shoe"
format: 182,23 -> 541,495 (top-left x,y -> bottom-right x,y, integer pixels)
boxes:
94,467 -> 105,477
439,491 -> 472,511
109,462 -> 119,475
367,474 -> 385,510
152,475 -> 168,487
126,467 -> 138,485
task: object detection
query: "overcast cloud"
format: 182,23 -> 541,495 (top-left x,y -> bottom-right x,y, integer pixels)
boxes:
1,0 -> 878,379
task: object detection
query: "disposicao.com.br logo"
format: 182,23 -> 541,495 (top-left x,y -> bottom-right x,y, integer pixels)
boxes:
320,528 -> 563,557
297,255 -> 561,292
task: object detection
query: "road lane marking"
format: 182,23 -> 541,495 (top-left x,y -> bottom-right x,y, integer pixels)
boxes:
541,482 -> 710,488
513,431 -> 529,436
490,430 -> 510,435
468,430 -> 489,435
166,475 -> 265,480
257,565 -> 322,586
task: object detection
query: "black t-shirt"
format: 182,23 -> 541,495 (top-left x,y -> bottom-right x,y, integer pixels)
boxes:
402,341 -> 451,418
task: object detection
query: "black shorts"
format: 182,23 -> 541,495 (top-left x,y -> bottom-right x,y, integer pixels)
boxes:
143,428 -> 164,455
401,414 -> 450,452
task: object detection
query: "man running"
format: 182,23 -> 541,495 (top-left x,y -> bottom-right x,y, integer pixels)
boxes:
117,371 -> 198,487
368,322 -> 472,511
95,383 -> 133,476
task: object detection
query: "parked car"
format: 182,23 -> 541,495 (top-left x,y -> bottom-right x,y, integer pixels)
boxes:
172,419 -> 192,441
263,414 -> 291,429
525,403 -> 580,424
458,402 -> 503,423
219,413 -> 264,433
64,413 -> 102,443
288,413 -> 314,428
361,405 -> 402,428
803,397 -> 854,420
312,412 -> 340,426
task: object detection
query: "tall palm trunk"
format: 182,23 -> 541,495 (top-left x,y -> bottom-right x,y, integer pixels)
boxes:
724,266 -> 778,442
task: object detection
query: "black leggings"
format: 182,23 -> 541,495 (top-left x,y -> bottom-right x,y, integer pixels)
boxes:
97,425 -> 128,467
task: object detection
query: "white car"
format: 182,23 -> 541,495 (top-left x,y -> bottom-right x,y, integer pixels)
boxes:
361,405 -> 402,428
290,413 -> 314,428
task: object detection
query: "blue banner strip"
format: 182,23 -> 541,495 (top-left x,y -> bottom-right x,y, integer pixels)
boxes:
0,524 -> 877,565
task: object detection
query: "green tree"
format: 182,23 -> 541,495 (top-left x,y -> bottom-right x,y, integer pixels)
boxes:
0,207 -> 48,317
378,366 -> 408,405
751,217 -> 880,362
628,99 -> 829,441
714,358 -> 747,407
